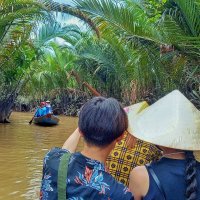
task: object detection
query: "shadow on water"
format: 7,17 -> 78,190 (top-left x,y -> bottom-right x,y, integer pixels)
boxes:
0,112 -> 80,200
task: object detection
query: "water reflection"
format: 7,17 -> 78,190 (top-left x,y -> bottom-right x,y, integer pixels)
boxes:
0,112 -> 79,200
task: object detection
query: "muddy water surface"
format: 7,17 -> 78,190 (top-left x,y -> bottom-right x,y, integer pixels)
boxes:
0,112 -> 80,200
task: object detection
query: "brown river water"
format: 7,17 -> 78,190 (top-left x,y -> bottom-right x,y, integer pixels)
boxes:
0,112 -> 81,200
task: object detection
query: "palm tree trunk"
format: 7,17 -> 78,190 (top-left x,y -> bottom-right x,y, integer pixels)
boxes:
0,76 -> 25,123
0,94 -> 16,123
83,82 -> 101,96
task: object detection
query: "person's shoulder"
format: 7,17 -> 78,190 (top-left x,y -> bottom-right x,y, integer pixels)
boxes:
129,166 -> 149,197
130,166 -> 148,183
43,147 -> 69,164
45,147 -> 69,156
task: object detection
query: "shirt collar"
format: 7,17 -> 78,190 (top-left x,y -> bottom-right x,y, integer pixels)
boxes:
73,152 -> 106,171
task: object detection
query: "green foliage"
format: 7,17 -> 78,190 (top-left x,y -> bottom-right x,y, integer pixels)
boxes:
23,23 -> 82,99
1,0 -> 200,113
72,0 -> 200,102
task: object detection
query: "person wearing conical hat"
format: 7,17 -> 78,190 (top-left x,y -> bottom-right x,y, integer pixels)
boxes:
128,90 -> 200,200
106,102 -> 161,186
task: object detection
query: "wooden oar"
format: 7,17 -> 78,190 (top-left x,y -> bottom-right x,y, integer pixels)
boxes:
29,109 -> 38,125
29,116 -> 35,125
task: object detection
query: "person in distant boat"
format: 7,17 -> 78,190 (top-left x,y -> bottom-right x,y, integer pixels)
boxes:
35,102 -> 46,117
45,100 -> 52,114
128,90 -> 200,200
40,97 -> 134,200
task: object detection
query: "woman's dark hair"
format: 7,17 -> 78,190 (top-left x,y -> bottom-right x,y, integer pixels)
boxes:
78,96 -> 128,147
185,151 -> 198,200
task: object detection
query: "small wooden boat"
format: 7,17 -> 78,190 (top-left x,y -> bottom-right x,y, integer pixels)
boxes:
33,114 -> 59,125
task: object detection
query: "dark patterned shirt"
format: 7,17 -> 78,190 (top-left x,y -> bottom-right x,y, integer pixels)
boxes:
40,148 -> 134,200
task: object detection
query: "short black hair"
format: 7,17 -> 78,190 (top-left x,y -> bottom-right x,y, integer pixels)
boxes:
78,96 -> 128,147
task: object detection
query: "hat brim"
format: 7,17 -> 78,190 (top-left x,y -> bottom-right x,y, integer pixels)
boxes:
125,101 -> 149,135
128,90 -> 200,151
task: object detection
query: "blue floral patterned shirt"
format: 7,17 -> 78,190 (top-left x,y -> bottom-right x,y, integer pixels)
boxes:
40,147 -> 134,200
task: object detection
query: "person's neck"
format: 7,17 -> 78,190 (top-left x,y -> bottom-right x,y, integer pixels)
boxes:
81,143 -> 113,164
162,148 -> 185,159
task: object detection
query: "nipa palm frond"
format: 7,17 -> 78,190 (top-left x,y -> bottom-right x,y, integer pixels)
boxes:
42,0 -> 100,37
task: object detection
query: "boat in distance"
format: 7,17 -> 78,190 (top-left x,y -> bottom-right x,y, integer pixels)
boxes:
33,114 -> 59,125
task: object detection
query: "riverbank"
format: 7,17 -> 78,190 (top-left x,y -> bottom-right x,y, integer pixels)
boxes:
13,90 -> 91,117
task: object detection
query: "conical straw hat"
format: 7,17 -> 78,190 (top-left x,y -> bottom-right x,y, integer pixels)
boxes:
128,90 -> 200,161
124,101 -> 149,117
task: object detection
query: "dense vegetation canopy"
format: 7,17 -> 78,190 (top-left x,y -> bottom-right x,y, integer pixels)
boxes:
0,0 -> 199,122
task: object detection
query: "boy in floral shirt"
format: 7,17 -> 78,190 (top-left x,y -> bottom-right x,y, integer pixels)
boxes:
40,97 -> 134,200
